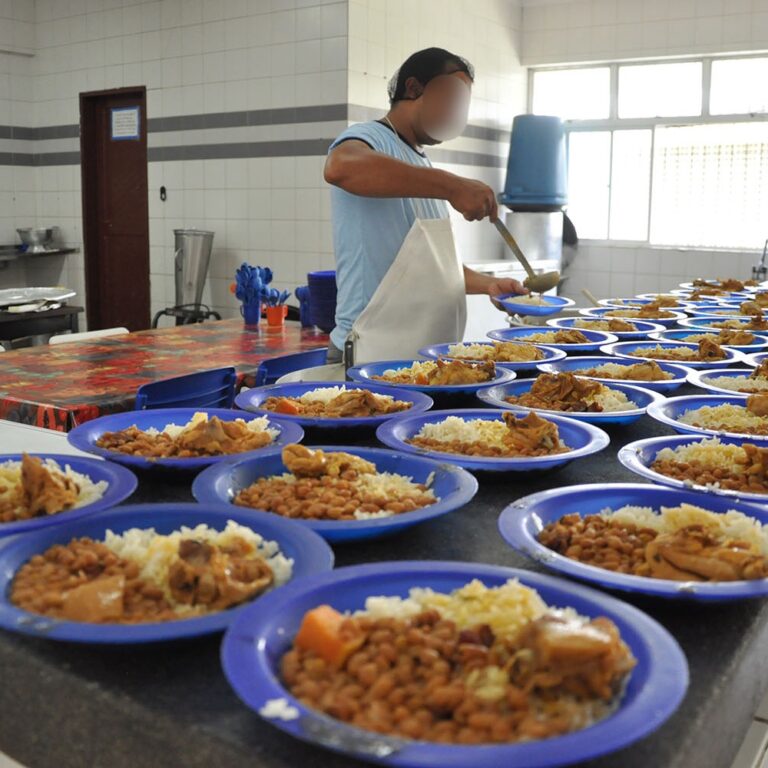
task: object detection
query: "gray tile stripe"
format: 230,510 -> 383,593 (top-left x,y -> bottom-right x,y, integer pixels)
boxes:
2,141 -> 504,167
0,102 -> 506,167
0,102 -> 509,144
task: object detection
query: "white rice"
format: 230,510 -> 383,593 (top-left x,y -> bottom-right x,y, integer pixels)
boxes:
600,502 -> 768,556
505,295 -> 547,305
574,319 -> 640,332
414,416 -> 509,447
627,344 -> 701,360
0,457 -> 107,509
701,375 -> 768,392
142,411 -> 279,440
103,520 -> 293,604
446,342 -> 539,361
380,361 -> 436,379
678,404 -> 768,433
411,414 -> 574,448
295,386 -> 394,404
447,342 -> 496,359
356,578 -> 549,637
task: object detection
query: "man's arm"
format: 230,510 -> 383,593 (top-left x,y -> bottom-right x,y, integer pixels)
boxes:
324,140 -> 498,222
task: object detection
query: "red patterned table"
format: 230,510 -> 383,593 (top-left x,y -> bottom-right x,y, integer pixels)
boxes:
0,319 -> 329,431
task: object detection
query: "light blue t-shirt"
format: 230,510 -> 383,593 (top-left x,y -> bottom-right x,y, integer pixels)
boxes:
328,121 -> 449,350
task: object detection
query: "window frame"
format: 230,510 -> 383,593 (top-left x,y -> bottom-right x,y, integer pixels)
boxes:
528,54 -> 768,251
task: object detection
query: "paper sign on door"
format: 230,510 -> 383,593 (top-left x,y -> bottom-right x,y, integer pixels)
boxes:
110,107 -> 140,141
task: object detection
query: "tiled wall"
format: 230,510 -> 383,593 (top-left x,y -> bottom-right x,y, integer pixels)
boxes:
522,0 -> 768,65
560,242 -> 766,302
0,0 -> 35,291
1,0 -> 348,327
0,0 -> 525,331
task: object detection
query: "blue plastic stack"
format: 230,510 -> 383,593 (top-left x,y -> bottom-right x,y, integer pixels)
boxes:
307,270 -> 337,333
500,114 -> 567,211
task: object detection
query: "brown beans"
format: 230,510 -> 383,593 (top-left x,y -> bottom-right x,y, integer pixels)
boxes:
539,513 -> 658,576
234,473 -> 433,521
281,609 -> 622,745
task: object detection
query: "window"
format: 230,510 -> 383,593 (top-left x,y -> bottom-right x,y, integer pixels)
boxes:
710,58 -> 768,115
650,123 -> 768,249
567,132 -> 610,239
618,62 -> 702,118
609,130 -> 652,241
531,55 -> 768,250
531,67 -> 610,120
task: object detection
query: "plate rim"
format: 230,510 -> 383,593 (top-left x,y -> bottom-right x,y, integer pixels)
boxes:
375,407 -> 610,469
0,502 -> 335,643
191,444 -> 480,536
233,382 -> 434,428
220,559 -> 689,768
0,453 -> 138,537
498,482 -> 768,599
67,407 -> 305,469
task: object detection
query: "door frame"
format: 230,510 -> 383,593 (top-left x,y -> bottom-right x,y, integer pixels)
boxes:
79,85 -> 149,329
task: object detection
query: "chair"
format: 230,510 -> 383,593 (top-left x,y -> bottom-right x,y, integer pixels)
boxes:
49,327 -> 129,345
135,367 -> 237,410
253,348 -> 329,386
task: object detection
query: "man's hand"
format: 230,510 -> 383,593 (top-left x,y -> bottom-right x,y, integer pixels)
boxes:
487,277 -> 529,313
447,177 -> 499,222
488,277 -> 528,298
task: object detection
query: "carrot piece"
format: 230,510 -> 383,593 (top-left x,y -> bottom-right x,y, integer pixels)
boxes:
274,398 -> 301,415
294,605 -> 364,668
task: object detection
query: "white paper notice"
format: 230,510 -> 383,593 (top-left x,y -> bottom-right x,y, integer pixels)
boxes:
111,107 -> 140,140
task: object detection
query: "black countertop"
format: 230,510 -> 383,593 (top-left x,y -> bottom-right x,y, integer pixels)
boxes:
1,387 -> 766,768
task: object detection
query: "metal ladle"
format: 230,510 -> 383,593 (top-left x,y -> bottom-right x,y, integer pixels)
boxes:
493,218 -> 561,293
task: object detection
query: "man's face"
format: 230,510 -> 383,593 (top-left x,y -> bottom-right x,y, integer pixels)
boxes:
413,71 -> 472,145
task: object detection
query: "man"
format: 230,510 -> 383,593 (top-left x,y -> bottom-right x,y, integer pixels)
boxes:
323,47 -> 526,365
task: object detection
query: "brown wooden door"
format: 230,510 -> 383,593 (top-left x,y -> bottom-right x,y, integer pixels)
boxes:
80,87 -> 150,331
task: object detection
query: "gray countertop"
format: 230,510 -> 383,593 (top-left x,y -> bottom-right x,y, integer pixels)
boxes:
0,388 -> 766,768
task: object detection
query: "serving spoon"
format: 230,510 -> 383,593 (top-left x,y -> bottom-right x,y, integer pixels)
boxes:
493,218 -> 561,293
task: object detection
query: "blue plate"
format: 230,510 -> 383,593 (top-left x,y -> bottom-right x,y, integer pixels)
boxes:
221,560 -> 688,768
417,340 -> 565,372
191,445 -> 477,542
496,293 -> 574,317
477,378 -> 662,425
600,340 -> 744,369
687,368 -> 764,395
646,394 -> 768,441
68,408 -> 304,471
485,326 -> 617,353
536,355 -> 690,393
743,351 -> 768,368
234,382 -> 433,430
0,453 -> 137,538
375,408 -> 609,472
578,307 -> 686,328
546,316 -> 664,339
0,503 -> 334,643
649,329 -> 768,352
499,483 -> 768,600
346,360 -> 515,396
618,433 -> 768,504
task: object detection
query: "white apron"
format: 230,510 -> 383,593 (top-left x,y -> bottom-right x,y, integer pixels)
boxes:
276,218 -> 467,382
